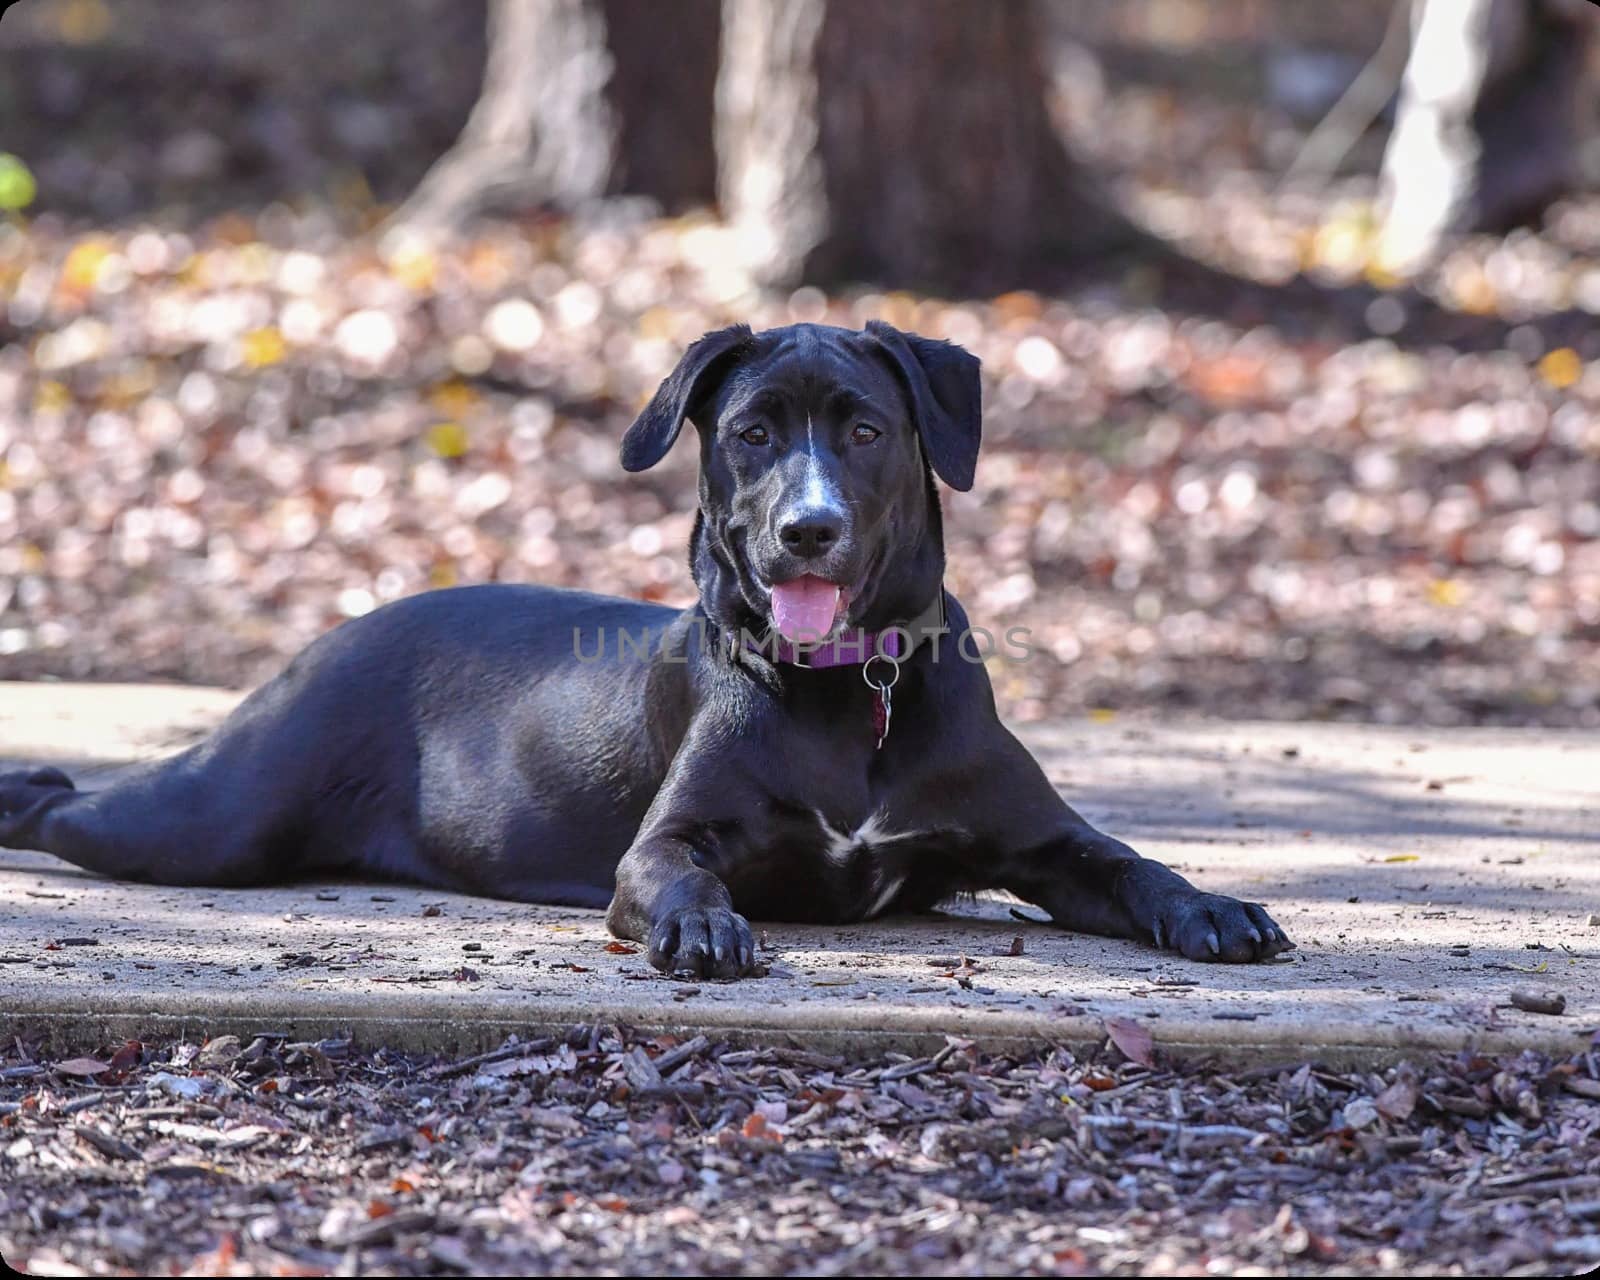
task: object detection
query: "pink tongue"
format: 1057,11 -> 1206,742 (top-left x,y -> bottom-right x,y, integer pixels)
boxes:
770,576 -> 842,642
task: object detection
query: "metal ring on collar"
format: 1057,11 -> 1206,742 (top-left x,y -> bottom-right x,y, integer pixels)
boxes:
861,652 -> 901,691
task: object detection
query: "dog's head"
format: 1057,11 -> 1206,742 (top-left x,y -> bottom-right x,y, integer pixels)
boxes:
621,322 -> 981,640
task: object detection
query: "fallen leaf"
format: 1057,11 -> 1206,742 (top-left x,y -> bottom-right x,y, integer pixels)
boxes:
241,327 -> 287,368
1374,1078 -> 1417,1121
1103,1017 -> 1156,1068
1537,347 -> 1582,389
183,1232 -> 239,1277
54,1057 -> 111,1077
427,422 -> 469,458
523,1106 -> 582,1133
1425,576 -> 1467,609
741,1111 -> 781,1141
105,1040 -> 143,1078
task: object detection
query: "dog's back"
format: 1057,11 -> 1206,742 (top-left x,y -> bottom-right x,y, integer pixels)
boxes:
0,584 -> 688,905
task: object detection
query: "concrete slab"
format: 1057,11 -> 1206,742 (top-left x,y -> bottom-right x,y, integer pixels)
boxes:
2,682 -> 1597,1065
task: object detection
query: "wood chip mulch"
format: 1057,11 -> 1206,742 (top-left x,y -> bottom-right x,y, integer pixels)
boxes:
3,1027 -> 1599,1275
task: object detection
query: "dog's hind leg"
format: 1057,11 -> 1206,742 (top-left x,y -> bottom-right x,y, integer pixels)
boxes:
1,625 -> 428,888
0,753 -> 295,887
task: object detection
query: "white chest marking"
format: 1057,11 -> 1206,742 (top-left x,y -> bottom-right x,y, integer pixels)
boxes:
817,809 -> 912,920
820,808 -> 898,865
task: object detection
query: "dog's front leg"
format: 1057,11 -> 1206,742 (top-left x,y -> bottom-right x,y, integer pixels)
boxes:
965,728 -> 1294,962
1008,818 -> 1293,963
607,835 -> 756,978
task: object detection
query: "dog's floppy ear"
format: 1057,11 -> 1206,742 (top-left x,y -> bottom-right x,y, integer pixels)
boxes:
864,320 -> 982,491
621,324 -> 753,472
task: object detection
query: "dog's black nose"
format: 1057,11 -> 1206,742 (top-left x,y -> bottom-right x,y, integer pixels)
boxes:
779,510 -> 843,559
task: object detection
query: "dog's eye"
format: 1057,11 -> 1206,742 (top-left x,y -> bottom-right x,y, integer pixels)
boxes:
850,424 -> 881,445
739,426 -> 770,446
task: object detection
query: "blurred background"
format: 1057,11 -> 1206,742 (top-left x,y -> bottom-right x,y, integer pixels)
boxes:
1,0 -> 1598,727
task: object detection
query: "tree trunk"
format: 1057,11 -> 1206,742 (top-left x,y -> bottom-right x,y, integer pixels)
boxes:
603,0 -> 722,213
393,0 -> 718,233
1376,0 -> 1595,276
716,0 -> 1129,291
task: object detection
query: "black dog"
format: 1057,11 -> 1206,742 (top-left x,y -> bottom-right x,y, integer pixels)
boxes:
0,322 -> 1291,977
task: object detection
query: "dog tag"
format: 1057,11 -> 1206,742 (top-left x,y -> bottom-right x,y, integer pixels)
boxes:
862,654 -> 900,750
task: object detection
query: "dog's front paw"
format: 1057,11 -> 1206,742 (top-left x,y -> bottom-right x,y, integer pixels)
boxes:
647,905 -> 756,979
1150,891 -> 1293,963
